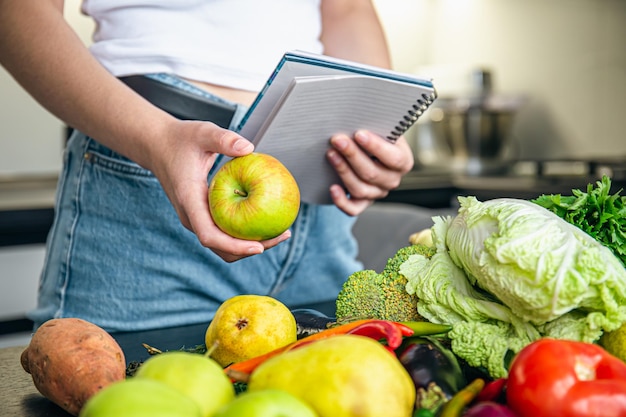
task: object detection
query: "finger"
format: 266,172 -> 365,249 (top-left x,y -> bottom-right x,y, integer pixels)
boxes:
190,121 -> 254,157
259,230 -> 292,249
212,230 -> 291,262
326,148 -> 389,200
201,229 -> 266,260
212,248 -> 257,263
330,133 -> 378,172
330,184 -> 374,216
182,178 -> 265,257
352,130 -> 414,174
329,133 -> 402,190
218,130 -> 255,158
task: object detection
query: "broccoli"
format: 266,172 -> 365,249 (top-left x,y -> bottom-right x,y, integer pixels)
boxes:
335,243 -> 436,323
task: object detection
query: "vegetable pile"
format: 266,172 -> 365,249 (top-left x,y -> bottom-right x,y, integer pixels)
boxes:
335,244 -> 435,323
19,176 -> 626,417
397,176 -> 626,378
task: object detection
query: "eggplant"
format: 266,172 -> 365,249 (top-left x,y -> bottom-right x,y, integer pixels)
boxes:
462,402 -> 518,417
396,337 -> 467,412
290,308 -> 336,338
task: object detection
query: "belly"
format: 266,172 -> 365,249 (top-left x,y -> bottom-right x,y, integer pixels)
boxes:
184,78 -> 258,107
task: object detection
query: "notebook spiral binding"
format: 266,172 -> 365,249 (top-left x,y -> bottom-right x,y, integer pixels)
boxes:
387,90 -> 438,141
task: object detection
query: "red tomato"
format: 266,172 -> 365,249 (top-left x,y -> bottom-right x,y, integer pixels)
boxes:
506,338 -> 626,417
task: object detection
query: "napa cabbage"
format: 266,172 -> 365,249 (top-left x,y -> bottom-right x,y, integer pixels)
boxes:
401,196 -> 626,378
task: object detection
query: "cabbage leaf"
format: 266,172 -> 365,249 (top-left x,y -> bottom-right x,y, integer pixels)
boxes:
401,196 -> 626,378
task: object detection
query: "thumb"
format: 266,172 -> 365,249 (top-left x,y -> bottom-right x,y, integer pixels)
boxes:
216,129 -> 254,158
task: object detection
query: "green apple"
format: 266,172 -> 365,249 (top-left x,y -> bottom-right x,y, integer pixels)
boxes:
134,351 -> 235,417
79,378 -> 201,417
208,153 -> 300,240
213,389 -> 317,417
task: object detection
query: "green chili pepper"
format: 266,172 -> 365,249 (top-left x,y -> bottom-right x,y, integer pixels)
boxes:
414,408 -> 436,417
399,321 -> 452,336
438,378 -> 485,417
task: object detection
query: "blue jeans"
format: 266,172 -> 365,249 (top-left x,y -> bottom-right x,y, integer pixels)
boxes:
29,74 -> 362,332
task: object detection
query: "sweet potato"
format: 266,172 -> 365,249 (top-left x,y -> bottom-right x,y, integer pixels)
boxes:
20,318 -> 126,416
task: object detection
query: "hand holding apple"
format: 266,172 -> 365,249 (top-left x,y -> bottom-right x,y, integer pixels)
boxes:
208,153 -> 300,241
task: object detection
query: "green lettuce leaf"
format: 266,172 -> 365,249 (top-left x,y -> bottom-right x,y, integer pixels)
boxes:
448,196 -> 626,326
401,195 -> 626,378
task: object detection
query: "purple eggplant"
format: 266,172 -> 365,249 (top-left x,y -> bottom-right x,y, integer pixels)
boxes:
290,308 -> 336,338
463,401 -> 518,417
396,337 -> 467,412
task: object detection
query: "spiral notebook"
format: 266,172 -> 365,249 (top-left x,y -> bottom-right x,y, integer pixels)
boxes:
233,50 -> 437,205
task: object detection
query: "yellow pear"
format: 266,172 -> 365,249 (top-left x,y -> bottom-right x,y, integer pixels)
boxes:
247,334 -> 416,417
205,295 -> 297,367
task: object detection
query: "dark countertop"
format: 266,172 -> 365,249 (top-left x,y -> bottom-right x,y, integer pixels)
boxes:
2,165 -> 625,247
0,301 -> 336,417
0,174 -> 57,247
385,170 -> 626,208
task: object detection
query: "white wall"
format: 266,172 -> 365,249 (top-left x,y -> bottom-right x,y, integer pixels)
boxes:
374,0 -> 626,160
0,245 -> 45,319
0,0 -> 94,176
1,0 -> 625,175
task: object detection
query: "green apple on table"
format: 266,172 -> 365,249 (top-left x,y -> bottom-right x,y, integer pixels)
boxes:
79,378 -> 202,417
208,152 -> 300,241
134,351 -> 235,417
213,389 -> 317,417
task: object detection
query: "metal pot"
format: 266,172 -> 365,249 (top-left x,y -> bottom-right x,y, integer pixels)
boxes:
411,69 -> 525,175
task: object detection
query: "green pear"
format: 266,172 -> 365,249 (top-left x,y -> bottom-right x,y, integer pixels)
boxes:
248,334 -> 415,417
79,378 -> 201,417
134,351 -> 235,417
213,389 -> 317,417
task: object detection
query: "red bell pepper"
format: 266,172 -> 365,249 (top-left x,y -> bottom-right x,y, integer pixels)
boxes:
506,338 -> 626,417
474,377 -> 507,404
224,319 -> 413,379
347,320 -> 412,352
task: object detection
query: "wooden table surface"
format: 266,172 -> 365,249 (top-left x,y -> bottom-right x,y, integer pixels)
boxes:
0,345 -> 72,417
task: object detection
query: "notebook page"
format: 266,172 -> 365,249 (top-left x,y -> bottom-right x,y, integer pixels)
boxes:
252,75 -> 430,204
237,50 -> 435,138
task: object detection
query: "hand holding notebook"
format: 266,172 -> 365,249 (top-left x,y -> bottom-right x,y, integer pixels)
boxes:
232,50 -> 437,205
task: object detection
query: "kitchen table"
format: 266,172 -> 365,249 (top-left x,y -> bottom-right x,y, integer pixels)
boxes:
0,301 -> 336,417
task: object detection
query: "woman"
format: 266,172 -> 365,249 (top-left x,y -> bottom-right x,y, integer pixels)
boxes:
0,0 -> 414,332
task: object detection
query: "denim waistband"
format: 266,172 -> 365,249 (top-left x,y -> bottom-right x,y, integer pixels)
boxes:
143,73 -> 250,131
141,73 -> 251,174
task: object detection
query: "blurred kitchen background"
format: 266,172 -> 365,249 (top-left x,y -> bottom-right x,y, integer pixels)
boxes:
1,0 -> 625,341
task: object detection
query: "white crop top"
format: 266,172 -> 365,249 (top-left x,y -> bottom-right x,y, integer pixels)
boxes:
81,0 -> 323,92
